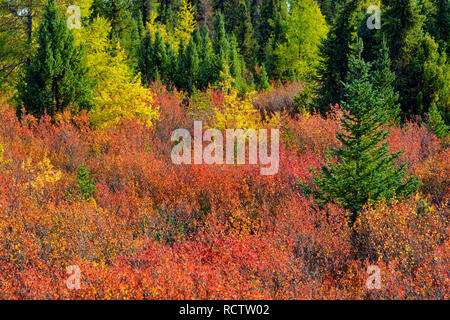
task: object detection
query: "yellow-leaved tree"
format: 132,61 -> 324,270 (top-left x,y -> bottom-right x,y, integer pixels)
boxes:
174,0 -> 196,48
146,11 -> 177,48
74,17 -> 159,128
146,0 -> 196,51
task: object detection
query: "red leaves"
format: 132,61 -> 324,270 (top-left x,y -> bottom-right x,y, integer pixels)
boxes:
0,90 -> 447,299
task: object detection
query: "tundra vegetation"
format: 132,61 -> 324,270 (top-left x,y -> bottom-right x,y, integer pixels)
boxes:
0,0 -> 448,299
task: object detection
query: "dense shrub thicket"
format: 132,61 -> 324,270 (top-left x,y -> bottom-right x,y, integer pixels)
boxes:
0,85 -> 448,298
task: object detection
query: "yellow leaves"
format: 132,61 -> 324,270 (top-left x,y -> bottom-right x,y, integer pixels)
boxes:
174,0 -> 196,48
226,209 -> 262,236
146,11 -> 177,49
213,88 -> 261,131
146,0 -> 196,51
264,110 -> 282,129
21,154 -> 62,193
74,17 -> 159,129
60,0 -> 93,23
0,144 -> 10,167
89,47 -> 159,128
211,71 -> 281,132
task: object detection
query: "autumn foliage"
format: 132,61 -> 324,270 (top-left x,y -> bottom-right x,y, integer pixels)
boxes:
0,83 -> 448,299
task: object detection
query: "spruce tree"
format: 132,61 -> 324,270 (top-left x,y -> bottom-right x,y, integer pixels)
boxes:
76,163 -> 96,201
228,34 -> 242,79
17,0 -> 92,119
183,38 -> 200,93
213,13 -> 229,56
159,0 -> 176,24
357,13 -> 380,63
164,44 -> 178,86
307,39 -> 418,224
152,31 -> 167,80
428,102 -> 449,139
382,0 -> 423,61
139,31 -> 168,84
372,38 -> 401,122
212,13 -> 229,84
222,0 -> 241,32
257,0 -> 277,62
132,0 -> 154,25
258,63 -> 270,90
234,0 -> 258,66
405,34 -> 448,117
123,15 -> 144,73
434,0 -> 449,55
199,25 -> 215,89
263,2 -> 288,79
317,0 -> 334,24
383,0 -> 448,118
104,0 -> 134,44
138,31 -> 153,84
175,38 -> 189,90
315,0 -> 362,114
192,27 -> 202,47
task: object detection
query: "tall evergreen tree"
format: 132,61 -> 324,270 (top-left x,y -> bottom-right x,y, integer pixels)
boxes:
257,0 -> 277,61
122,15 -> 145,73
372,38 -> 401,122
132,0 -> 156,25
212,13 -> 229,83
105,0 -> 134,43
159,0 -> 177,24
317,0 -> 348,24
17,0 -> 92,118
153,31 -> 168,79
316,0 -> 333,24
183,38 -> 200,93
357,12 -> 380,63
383,0 -> 449,118
139,30 -> 169,84
258,63 -> 270,90
165,44 -> 178,85
222,0 -> 241,32
315,0 -> 362,114
428,102 -> 449,139
198,24 -> 215,89
382,0 -> 424,60
228,34 -> 242,79
434,0 -> 449,55
233,0 -> 258,66
192,27 -> 202,47
176,38 -> 187,88
263,1 -> 288,78
212,13 -> 228,55
139,31 -> 152,84
307,39 -> 418,224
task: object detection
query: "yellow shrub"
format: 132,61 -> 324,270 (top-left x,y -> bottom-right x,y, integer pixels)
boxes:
22,155 -> 62,193
213,80 -> 261,131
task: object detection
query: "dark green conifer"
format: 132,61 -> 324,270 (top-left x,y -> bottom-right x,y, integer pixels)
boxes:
17,0 -> 93,119
307,39 -> 418,225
